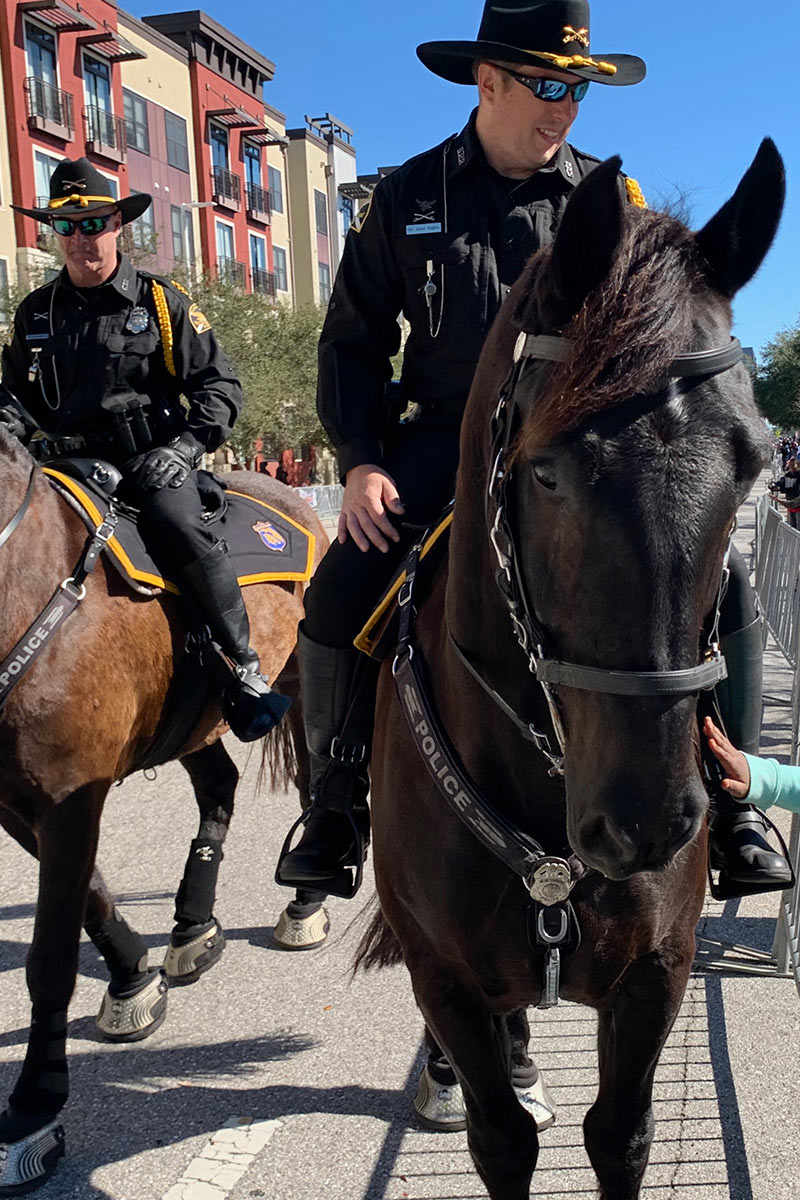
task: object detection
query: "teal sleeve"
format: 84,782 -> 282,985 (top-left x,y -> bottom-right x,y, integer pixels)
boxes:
743,753 -> 800,814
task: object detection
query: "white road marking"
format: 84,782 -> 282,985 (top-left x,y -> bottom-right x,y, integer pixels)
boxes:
162,1116 -> 282,1199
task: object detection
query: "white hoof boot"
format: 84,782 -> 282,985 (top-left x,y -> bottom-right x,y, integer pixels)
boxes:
163,920 -> 225,986
412,1065 -> 467,1132
274,906 -> 330,950
514,1071 -> 557,1131
96,969 -> 168,1043
0,1117 -> 65,1194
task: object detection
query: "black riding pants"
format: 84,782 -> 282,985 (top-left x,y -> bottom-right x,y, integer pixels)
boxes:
121,466 -> 218,570
304,427 -> 461,648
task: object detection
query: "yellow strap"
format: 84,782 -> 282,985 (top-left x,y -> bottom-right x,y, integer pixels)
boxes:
527,50 -> 617,75
48,194 -> 118,209
151,281 -> 176,377
625,176 -> 647,209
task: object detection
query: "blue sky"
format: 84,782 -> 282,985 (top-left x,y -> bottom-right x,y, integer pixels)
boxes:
131,0 -> 798,360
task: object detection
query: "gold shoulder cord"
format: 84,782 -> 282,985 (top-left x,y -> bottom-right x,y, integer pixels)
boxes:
170,278 -> 190,295
151,281 -> 177,377
625,176 -> 647,209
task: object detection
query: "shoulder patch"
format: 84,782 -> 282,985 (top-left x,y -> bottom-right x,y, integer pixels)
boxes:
351,192 -> 374,234
625,176 -> 647,209
188,302 -> 212,334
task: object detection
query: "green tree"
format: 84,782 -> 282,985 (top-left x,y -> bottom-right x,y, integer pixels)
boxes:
755,321 -> 800,429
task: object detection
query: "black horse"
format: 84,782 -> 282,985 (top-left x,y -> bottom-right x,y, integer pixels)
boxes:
364,141 -> 783,1199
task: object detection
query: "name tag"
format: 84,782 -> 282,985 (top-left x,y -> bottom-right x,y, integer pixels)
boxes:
406,223 -> 442,235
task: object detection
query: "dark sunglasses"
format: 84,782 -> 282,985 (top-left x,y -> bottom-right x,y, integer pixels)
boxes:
495,66 -> 590,103
51,213 -> 115,237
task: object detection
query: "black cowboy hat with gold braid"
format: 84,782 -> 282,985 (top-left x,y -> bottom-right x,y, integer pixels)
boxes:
417,0 -> 645,87
12,157 -> 152,224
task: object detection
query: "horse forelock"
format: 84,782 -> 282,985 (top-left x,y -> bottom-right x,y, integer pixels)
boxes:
513,209 -> 711,456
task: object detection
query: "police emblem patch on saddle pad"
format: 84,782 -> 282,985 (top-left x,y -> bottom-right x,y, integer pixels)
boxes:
44,468 -> 316,594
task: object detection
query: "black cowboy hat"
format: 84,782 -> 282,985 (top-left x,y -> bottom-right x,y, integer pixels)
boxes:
13,157 -> 151,224
417,0 -> 645,87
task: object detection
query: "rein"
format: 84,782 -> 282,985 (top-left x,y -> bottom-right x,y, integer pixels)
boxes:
0,465 -> 36,551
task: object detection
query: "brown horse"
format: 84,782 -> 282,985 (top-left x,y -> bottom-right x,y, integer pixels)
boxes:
0,434 -> 323,1191
364,142 -> 783,1198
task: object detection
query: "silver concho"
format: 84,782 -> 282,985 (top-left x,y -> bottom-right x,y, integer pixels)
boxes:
126,306 -> 150,334
528,856 -> 573,906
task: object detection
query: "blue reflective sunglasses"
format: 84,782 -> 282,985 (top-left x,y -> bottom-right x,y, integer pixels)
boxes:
51,213 -> 115,237
496,66 -> 590,103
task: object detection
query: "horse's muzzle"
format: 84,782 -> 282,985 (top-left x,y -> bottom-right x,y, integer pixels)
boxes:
571,786 -> 705,880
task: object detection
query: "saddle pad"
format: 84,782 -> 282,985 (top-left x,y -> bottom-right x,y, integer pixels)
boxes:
44,468 -> 316,594
354,507 -> 453,658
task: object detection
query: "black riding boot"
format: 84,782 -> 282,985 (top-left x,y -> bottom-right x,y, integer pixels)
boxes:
709,615 -> 793,894
179,540 -> 290,742
275,624 -> 377,898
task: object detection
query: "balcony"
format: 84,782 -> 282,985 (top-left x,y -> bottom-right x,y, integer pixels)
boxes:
252,267 -> 276,299
217,257 -> 245,288
84,104 -> 126,163
25,77 -> 74,140
211,166 -> 241,212
245,182 -> 271,225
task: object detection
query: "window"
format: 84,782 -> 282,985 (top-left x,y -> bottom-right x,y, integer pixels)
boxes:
34,148 -> 62,206
318,261 -> 331,304
273,245 -> 288,292
209,124 -> 229,172
123,89 -> 149,154
83,55 -> 111,111
25,22 -> 57,87
314,189 -> 328,237
249,233 -> 266,273
243,143 -> 261,189
0,259 -> 9,326
339,194 -> 354,240
129,190 -> 155,250
215,220 -> 234,262
268,165 -> 283,214
171,205 -> 183,260
165,110 -> 189,172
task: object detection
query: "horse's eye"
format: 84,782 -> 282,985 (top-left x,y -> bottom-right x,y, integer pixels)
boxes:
532,463 -> 557,491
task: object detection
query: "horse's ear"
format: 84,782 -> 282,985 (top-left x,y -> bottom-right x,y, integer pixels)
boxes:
547,155 -> 625,324
695,139 -> 785,299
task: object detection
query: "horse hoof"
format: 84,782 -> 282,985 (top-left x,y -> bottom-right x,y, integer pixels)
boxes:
412,1066 -> 467,1132
96,968 -> 168,1043
0,1117 -> 65,1195
273,906 -> 330,950
163,920 -> 225,985
514,1072 -> 557,1131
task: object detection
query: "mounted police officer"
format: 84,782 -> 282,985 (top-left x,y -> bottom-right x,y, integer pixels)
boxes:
275,1 -> 790,930
0,158 -> 282,742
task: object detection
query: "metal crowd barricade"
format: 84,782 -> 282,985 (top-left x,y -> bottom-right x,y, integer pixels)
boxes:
753,499 -> 800,997
296,485 -> 344,537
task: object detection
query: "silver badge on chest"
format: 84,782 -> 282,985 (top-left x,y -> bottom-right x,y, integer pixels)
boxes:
126,306 -> 150,334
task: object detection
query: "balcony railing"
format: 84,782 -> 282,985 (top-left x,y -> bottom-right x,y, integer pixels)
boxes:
84,105 -> 126,163
217,257 -> 246,288
211,166 -> 241,211
245,182 -> 271,224
25,77 -> 74,140
252,267 -> 276,298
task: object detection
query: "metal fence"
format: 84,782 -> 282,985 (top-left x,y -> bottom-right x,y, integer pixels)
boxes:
296,485 -> 344,535
753,494 -> 800,997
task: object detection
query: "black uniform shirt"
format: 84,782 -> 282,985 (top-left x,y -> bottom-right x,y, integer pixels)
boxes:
318,110 -> 627,477
0,253 -> 242,458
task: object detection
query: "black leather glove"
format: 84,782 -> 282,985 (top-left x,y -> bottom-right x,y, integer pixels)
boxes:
0,406 -> 27,442
138,432 -> 203,492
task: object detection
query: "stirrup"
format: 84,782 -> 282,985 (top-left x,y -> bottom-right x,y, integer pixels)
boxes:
708,809 -> 795,901
275,808 -> 368,899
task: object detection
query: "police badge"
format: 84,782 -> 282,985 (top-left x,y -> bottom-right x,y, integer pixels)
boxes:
126,307 -> 150,334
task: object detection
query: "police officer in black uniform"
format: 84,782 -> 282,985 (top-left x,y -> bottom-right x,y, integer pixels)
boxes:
0,157 -> 283,741
275,1 -> 790,923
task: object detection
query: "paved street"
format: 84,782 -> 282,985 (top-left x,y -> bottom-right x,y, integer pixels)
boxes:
0,473 -> 798,1200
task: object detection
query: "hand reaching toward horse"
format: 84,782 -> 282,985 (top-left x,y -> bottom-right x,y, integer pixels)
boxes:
339,464 -> 405,552
702,716 -> 751,798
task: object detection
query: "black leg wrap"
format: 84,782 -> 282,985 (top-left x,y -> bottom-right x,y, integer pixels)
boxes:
9,1010 -> 68,1120
174,838 -> 224,928
85,908 -> 148,991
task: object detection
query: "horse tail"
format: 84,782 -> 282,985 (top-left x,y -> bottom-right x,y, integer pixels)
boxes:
259,719 -> 297,794
352,896 -> 405,972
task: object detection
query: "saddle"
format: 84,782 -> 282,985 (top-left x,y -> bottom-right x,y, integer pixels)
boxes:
44,458 -> 316,596
354,503 -> 454,660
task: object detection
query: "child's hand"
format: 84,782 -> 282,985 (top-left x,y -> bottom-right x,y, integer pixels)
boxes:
702,716 -> 751,798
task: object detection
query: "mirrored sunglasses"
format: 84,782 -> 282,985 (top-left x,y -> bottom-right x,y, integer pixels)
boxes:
51,213 -> 115,237
497,67 -> 590,103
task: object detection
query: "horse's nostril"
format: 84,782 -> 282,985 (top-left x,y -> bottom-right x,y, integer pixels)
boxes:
582,813 -> 639,866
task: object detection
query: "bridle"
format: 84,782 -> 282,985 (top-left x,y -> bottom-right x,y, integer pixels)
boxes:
450,331 -> 745,775
0,464 -> 36,551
